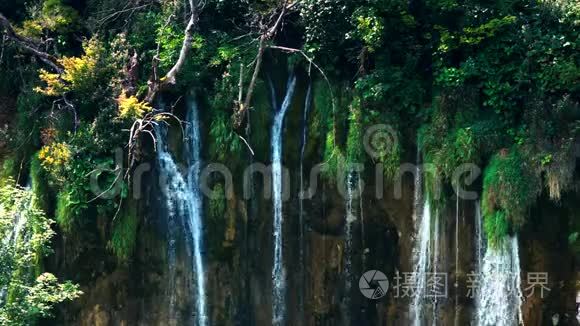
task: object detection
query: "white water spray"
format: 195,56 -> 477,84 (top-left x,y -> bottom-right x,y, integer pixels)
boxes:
343,171 -> 359,324
186,97 -> 208,326
271,74 -> 297,325
155,99 -> 207,326
476,236 -> 523,326
155,125 -> 180,325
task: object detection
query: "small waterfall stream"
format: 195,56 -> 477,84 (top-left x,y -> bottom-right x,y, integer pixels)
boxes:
0,183 -> 32,305
454,196 -> 460,326
431,208 -> 440,326
411,198 -> 433,326
154,125 -> 180,324
475,201 -> 485,274
410,147 -> 443,326
155,97 -> 207,326
476,236 -> 523,326
410,151 -> 433,326
185,97 -> 208,326
271,73 -> 297,325
343,171 -> 359,324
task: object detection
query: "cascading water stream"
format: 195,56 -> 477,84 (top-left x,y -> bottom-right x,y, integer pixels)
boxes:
0,182 -> 32,305
411,197 -> 432,326
342,171 -> 359,325
410,146 -> 442,326
475,201 -> 485,274
410,149 -> 432,326
431,208 -> 440,326
271,73 -> 297,325
476,236 -> 523,326
185,97 -> 208,326
154,125 -> 181,325
454,196 -> 460,326
154,98 -> 207,326
298,81 -> 312,324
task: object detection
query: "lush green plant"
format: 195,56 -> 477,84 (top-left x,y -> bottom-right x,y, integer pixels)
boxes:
116,91 -> 152,120
346,99 -> 363,164
482,149 -> 542,247
0,181 -> 81,325
209,183 -> 226,220
108,200 -> 139,263
348,7 -> 384,52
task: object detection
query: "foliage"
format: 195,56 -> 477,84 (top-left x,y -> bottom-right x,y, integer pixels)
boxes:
108,200 -> 139,263
36,38 -> 105,97
209,183 -> 226,220
346,99 -> 363,164
300,0 -> 354,56
18,0 -> 79,38
482,149 -> 542,247
0,182 -> 81,324
322,130 -> 345,180
348,7 -> 384,52
117,91 -> 152,120
30,153 -> 50,212
38,142 -> 71,184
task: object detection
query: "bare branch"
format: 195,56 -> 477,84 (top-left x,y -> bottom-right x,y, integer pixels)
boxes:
268,45 -> 336,117
144,0 -> 201,103
0,13 -> 63,73
232,0 -> 291,130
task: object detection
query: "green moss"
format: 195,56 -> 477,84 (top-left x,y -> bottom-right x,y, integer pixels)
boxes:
209,111 -> 243,165
209,183 -> 226,220
108,200 -> 139,263
483,210 -> 509,249
55,187 -> 88,233
322,131 -> 345,180
482,149 -> 541,247
0,156 -> 18,186
30,153 -> 50,212
55,191 -> 73,232
346,99 -> 363,164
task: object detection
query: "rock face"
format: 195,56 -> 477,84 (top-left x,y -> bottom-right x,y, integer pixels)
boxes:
44,85 -> 577,326
50,177 -> 578,326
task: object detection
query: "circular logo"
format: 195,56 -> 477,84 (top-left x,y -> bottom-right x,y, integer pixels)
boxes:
359,270 -> 389,300
363,124 -> 398,159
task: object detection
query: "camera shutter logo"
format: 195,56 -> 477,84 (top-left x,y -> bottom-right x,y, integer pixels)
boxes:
359,270 -> 389,299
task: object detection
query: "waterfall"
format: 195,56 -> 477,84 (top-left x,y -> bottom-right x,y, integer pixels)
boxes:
431,207 -> 440,326
474,201 -> 485,280
476,236 -> 523,326
410,148 -> 427,325
411,197 -> 432,326
410,146 -> 441,326
154,98 -> 207,326
155,125 -> 181,325
185,97 -> 208,326
343,171 -> 359,325
271,73 -> 297,325
298,81 -> 312,324
454,196 -> 460,326
0,183 -> 32,305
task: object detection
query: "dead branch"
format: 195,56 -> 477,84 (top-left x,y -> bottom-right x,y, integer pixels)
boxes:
0,13 -> 63,73
144,0 -> 201,103
231,0 -> 291,130
268,45 -> 336,131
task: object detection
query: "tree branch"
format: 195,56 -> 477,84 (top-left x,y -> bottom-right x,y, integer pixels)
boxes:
231,1 -> 290,130
145,0 -> 200,103
0,13 -> 63,73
